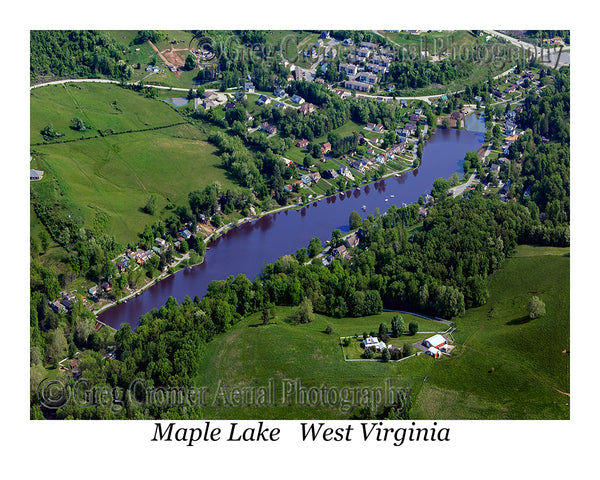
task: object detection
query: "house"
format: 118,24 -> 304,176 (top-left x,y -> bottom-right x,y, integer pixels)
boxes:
423,334 -> 446,349
338,62 -> 358,76
321,31 -> 330,39
490,163 -> 500,173
224,102 -> 236,111
155,237 -> 167,248
414,108 -> 424,115
181,229 -> 192,239
301,174 -> 312,185
363,336 -> 386,352
426,347 -> 441,358
344,232 -> 360,249
322,169 -> 338,179
361,41 -> 378,50
310,172 -> 321,184
404,122 -> 417,134
424,193 -> 434,205
290,94 -> 305,105
450,111 -> 465,122
261,122 -> 277,135
274,101 -> 287,109
274,87 -> 287,98
356,47 -> 371,58
342,38 -> 354,46
349,160 -> 365,173
101,281 -> 112,293
409,113 -> 421,122
504,134 -> 519,142
492,90 -> 504,99
297,139 -> 310,148
257,94 -> 271,106
299,103 -> 315,115
322,255 -> 333,266
30,169 -> 44,180
357,72 -> 378,85
243,82 -> 255,93
315,39 -> 324,49
474,95 -> 482,103
344,80 -> 371,92
386,84 -> 395,92
321,142 -> 332,155
400,99 -> 408,107
366,63 -> 387,74
88,286 -> 99,296
504,84 -> 518,94
440,94 -> 448,101
200,91 -> 227,110
233,92 -> 247,102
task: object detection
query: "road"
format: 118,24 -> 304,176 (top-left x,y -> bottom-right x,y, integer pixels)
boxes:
449,172 -> 479,198
483,30 -> 570,67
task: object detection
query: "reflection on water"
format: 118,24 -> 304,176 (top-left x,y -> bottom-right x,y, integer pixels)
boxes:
100,118 -> 485,330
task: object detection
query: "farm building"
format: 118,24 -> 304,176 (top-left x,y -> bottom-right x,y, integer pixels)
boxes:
426,347 -> 441,358
423,334 -> 446,349
30,169 -> 44,180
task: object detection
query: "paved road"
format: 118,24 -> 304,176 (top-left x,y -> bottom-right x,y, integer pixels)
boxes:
483,30 -> 570,67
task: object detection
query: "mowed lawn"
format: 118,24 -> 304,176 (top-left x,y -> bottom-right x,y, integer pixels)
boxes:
411,245 -> 570,420
32,123 -> 235,245
195,309 -> 440,419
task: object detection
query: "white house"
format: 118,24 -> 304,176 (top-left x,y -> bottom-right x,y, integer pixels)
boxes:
362,336 -> 386,352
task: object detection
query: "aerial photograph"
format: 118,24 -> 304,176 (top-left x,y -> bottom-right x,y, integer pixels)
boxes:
29,29 -> 570,421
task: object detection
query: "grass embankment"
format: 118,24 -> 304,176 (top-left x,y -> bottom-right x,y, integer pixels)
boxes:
411,245 -> 570,419
30,82 -> 236,246
196,310 -> 439,419
196,245 -> 569,420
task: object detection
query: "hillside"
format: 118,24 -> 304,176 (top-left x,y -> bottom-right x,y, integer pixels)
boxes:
30,82 -> 235,245
195,245 -> 569,420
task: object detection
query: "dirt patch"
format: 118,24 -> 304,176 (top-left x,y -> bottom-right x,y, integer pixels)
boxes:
198,223 -> 215,236
162,48 -> 189,68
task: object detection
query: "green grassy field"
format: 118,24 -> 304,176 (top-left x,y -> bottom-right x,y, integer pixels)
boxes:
411,245 -> 570,419
195,245 -> 569,419
31,83 -> 237,245
195,309 -> 442,419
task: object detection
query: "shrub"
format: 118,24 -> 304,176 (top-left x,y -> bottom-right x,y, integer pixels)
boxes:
325,324 -> 334,334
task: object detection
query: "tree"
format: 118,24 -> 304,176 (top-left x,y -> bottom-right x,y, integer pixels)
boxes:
442,117 -> 451,128
307,237 -> 322,257
70,117 -> 85,131
527,296 -> 546,319
185,54 -> 196,71
143,195 -> 157,215
378,323 -> 388,337
325,324 -> 334,334
408,321 -> 419,335
330,229 -> 343,248
39,230 -> 50,253
290,297 -> 314,324
391,315 -> 405,337
381,347 -> 391,362
349,211 -> 362,230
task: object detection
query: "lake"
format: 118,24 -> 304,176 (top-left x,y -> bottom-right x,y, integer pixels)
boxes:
99,115 -> 486,330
